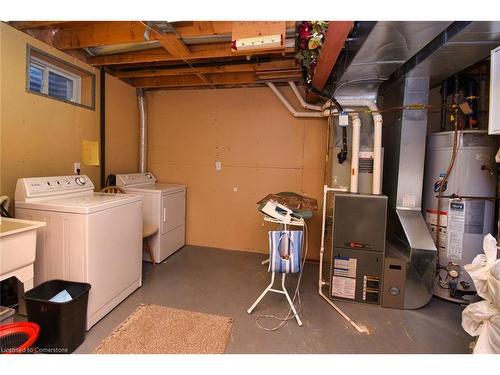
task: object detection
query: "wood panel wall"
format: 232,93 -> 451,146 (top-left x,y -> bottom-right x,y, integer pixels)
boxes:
147,86 -> 327,260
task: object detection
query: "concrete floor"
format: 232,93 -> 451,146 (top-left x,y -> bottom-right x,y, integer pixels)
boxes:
72,245 -> 473,354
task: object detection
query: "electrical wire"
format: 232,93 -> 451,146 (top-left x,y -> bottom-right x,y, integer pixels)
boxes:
301,68 -> 343,113
255,221 -> 309,331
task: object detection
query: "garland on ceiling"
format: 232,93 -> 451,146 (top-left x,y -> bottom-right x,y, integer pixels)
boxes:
296,21 -> 329,80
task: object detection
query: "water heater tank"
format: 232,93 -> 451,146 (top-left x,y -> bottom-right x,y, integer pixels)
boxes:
423,130 -> 497,303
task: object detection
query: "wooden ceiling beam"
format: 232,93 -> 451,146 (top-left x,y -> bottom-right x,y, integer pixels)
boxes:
129,72 -> 262,88
255,70 -> 302,80
307,21 -> 354,102
50,21 -> 148,50
156,33 -> 191,58
41,21 -> 297,50
112,59 -> 298,78
172,21 -> 296,37
91,44 -> 295,66
8,21 -> 73,30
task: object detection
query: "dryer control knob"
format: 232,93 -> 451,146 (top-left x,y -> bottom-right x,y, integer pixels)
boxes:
75,176 -> 86,186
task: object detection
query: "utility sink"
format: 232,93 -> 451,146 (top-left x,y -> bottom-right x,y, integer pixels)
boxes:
0,217 -> 46,314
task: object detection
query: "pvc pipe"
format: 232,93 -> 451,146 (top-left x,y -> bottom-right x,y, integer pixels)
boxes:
137,88 -> 147,173
350,114 -> 361,193
372,113 -> 383,195
266,82 -> 324,118
269,83 -> 383,194
288,81 -> 324,111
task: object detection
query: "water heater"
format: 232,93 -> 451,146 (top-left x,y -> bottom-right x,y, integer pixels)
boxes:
423,130 -> 497,303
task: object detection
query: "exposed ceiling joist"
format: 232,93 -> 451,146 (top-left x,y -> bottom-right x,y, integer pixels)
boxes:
112,59 -> 298,78
308,21 -> 354,102
129,72 -> 261,88
51,21 -> 148,50
8,20 -> 301,90
156,33 -> 191,58
8,21 -> 74,30
91,44 -> 296,66
46,21 -> 297,51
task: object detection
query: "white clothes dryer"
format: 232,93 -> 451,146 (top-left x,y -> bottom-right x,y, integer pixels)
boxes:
116,172 -> 186,263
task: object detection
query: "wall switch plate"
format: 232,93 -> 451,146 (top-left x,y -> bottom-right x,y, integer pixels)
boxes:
215,161 -> 222,171
74,162 -> 81,174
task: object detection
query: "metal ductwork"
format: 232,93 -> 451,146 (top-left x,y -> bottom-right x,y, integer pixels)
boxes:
137,88 -> 147,173
334,21 -> 453,99
380,76 -> 436,309
330,21 -> 500,309
377,21 -> 500,309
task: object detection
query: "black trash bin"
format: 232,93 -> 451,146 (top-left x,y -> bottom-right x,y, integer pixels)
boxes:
23,279 -> 91,354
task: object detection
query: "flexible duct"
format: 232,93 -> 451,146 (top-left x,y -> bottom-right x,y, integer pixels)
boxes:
137,88 -> 147,173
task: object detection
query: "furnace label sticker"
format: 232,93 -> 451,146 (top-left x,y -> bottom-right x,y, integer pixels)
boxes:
332,256 -> 357,299
331,276 -> 356,300
333,256 -> 357,278
447,200 -> 465,261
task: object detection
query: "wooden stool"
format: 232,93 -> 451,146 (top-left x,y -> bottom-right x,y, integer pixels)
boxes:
143,223 -> 159,267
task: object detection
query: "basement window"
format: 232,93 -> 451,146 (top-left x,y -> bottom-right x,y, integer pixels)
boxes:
26,45 -> 95,110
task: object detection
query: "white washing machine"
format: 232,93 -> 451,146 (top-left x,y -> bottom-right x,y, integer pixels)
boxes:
15,175 -> 143,330
116,172 -> 186,263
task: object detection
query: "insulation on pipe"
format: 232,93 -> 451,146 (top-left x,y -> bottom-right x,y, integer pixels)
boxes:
137,88 -> 147,173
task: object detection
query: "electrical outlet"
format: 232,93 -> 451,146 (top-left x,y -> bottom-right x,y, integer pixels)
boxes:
74,162 -> 81,174
215,161 -> 222,171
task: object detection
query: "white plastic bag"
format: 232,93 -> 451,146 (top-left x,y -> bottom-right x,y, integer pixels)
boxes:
461,234 -> 500,353
487,260 -> 500,310
462,300 -> 500,354
463,234 -> 498,301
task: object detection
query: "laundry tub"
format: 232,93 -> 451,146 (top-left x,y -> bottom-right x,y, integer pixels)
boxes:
0,217 -> 46,314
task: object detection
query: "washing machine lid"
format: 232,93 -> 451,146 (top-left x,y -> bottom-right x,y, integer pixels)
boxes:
15,193 -> 142,214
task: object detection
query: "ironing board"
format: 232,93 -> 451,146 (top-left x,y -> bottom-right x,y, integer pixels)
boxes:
247,215 -> 305,326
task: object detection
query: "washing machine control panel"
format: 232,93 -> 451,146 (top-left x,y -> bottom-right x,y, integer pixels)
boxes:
16,175 -> 95,199
75,176 -> 86,186
116,172 -> 156,187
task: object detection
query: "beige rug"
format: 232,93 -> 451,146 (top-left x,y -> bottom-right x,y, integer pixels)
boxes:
93,304 -> 233,354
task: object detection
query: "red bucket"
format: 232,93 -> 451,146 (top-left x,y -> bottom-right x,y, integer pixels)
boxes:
0,322 -> 40,354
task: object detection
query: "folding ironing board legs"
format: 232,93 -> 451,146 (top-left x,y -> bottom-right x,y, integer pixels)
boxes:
247,271 -> 303,326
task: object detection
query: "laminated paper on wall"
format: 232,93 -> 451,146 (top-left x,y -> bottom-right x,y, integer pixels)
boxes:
82,140 -> 100,166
